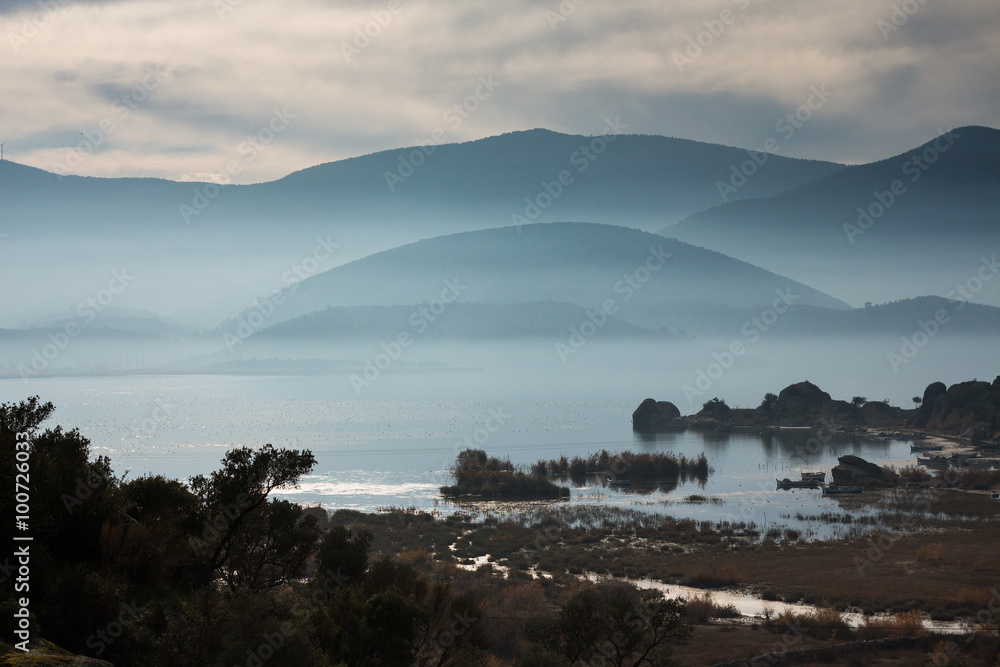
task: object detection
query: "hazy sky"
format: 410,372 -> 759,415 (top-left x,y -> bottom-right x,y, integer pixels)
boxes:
2,0 -> 997,183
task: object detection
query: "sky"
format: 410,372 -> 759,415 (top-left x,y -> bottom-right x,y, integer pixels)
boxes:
1,0 -> 998,184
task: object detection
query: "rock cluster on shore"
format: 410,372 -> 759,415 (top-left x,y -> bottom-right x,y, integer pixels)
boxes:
913,377 -> 1000,444
631,398 -> 682,432
632,377 -> 1000,446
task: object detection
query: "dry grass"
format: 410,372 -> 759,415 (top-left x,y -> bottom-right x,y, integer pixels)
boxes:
917,543 -> 944,565
897,464 -> 932,482
683,563 -> 744,588
684,593 -> 740,623
861,610 -> 927,638
769,607 -> 853,641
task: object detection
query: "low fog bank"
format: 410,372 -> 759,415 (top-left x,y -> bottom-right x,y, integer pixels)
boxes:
3,332 -> 992,413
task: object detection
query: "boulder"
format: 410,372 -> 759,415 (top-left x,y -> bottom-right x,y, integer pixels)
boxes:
632,398 -> 681,432
831,454 -> 891,486
858,400 -> 905,426
924,380 -> 999,434
913,381 -> 947,427
777,381 -> 832,415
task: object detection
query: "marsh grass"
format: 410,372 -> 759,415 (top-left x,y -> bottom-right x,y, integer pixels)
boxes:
440,449 -> 570,500
938,467 -> 1000,491
767,607 -> 853,641
682,494 -> 724,505
685,593 -> 741,623
535,450 -> 711,488
683,563 -> 744,588
859,610 -> 927,638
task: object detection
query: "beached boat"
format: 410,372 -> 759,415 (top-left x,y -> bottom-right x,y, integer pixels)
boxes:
822,485 -> 864,495
776,478 -> 821,490
917,455 -> 948,466
800,472 -> 826,482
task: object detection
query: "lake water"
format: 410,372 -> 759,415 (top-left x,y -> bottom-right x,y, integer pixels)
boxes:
2,374 -> 921,536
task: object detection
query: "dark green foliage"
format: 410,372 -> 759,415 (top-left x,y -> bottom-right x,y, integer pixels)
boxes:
316,525 -> 372,583
301,504 -> 332,531
188,443 -> 317,583
525,584 -> 691,667
514,647 -> 573,667
118,474 -> 206,588
222,499 -> 321,591
33,563 -> 126,656
760,392 -> 779,416
312,557 -> 487,666
441,449 -> 569,500
700,397 -> 733,419
541,449 -> 710,488
126,590 -> 322,667
0,401 -> 125,564
0,397 -> 324,658
0,395 -> 54,436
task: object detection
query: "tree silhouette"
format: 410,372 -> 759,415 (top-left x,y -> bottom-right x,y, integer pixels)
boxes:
189,443 -> 316,588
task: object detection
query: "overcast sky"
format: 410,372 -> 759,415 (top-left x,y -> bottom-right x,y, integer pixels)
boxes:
1,0 -> 997,184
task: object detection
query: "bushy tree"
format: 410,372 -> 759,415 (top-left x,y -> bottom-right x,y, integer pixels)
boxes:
312,556 -> 486,666
0,397 -> 124,562
118,475 -> 206,588
222,499 -> 320,591
188,443 -> 316,587
526,584 -> 690,666
759,392 -> 779,416
316,525 -> 372,583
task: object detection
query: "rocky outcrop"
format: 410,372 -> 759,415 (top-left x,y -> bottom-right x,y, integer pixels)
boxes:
1,639 -> 115,666
631,398 -> 682,432
777,381 -> 831,415
831,455 -> 892,486
914,378 -> 1000,441
697,397 -> 732,420
913,381 -> 947,427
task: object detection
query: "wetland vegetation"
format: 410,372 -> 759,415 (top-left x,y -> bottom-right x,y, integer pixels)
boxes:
3,377 -> 999,665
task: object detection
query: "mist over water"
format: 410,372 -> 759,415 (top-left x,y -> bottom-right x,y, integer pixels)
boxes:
2,330 -> 988,534
2,131 -> 997,538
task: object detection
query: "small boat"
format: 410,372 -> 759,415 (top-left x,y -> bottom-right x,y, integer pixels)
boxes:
917,455 -> 948,466
822,485 -> 864,495
776,478 -> 820,490
910,443 -> 943,452
800,472 -> 826,482
608,479 -> 631,489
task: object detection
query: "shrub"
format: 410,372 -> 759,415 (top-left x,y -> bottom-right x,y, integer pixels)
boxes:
861,610 -> 926,638
683,564 -> 744,588
441,449 -> 569,500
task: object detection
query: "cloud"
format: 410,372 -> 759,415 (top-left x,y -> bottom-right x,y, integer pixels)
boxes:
0,0 -> 997,181
0,0 -> 129,15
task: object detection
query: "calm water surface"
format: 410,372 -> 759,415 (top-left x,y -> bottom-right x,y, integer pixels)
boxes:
2,375 -> 921,535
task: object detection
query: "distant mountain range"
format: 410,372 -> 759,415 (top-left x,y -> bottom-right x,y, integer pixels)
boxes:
662,126 -> 1000,306
0,129 -> 845,322
1,124 -> 996,380
222,222 -> 849,333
